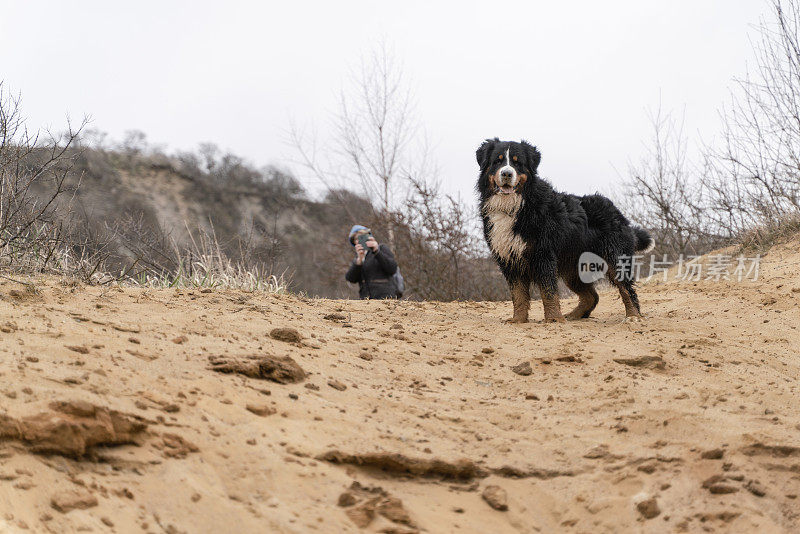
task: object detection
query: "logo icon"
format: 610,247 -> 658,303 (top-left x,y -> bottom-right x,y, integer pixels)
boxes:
578,252 -> 608,283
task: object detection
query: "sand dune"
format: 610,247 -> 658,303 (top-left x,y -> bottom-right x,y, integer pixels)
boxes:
0,240 -> 799,533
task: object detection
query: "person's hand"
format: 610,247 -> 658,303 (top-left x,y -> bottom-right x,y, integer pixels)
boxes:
354,243 -> 366,265
365,237 -> 379,252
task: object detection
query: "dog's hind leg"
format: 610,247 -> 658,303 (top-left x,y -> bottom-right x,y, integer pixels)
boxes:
564,276 -> 599,320
607,268 -> 642,318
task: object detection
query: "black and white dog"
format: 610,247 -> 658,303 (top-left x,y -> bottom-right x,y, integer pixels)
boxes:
476,138 -> 654,323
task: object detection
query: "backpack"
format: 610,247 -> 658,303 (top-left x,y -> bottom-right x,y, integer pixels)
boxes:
392,268 -> 405,298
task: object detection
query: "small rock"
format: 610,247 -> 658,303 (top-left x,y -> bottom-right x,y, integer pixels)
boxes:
208,354 -> 306,384
701,448 -> 724,460
482,485 -> 508,511
511,361 -> 532,376
555,355 -> 578,362
328,379 -> 347,391
50,489 -> 98,513
162,403 -> 180,413
304,383 -> 320,391
481,348 -> 494,354
636,497 -> 660,519
246,404 -> 276,417
172,335 -> 188,344
338,491 -> 357,507
613,356 -> 665,370
101,517 -> 114,527
269,328 -> 302,343
638,463 -> 657,474
358,352 -> 373,361
525,393 -> 539,400
161,433 -> 199,459
583,445 -> 610,459
745,480 -> 766,497
708,484 -> 739,494
65,345 -> 89,354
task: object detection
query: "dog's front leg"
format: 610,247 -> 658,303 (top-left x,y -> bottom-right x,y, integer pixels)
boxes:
533,257 -> 565,323
504,278 -> 530,323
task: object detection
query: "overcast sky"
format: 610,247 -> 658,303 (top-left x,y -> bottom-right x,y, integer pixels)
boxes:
1,1 -> 769,201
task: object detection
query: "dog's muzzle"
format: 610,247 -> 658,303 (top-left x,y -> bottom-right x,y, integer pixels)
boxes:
497,165 -> 518,194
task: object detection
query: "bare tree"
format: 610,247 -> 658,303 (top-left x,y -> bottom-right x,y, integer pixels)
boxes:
289,43 -> 418,247
620,0 -> 800,254
703,0 -> 800,235
620,106 -> 712,255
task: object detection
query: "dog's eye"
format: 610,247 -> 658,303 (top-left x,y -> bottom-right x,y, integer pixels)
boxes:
512,156 -> 518,162
498,154 -> 504,161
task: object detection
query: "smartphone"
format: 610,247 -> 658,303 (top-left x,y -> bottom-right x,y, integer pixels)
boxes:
357,233 -> 372,250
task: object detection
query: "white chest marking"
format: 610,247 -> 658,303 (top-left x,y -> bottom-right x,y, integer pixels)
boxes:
483,194 -> 527,262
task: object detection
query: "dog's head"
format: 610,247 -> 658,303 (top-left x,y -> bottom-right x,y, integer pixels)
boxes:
475,138 -> 541,199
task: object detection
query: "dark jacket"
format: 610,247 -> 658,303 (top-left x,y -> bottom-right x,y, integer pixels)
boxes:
345,244 -> 398,299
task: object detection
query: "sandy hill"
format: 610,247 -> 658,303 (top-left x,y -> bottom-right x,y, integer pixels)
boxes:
46,152 -> 360,298
0,239 -> 799,533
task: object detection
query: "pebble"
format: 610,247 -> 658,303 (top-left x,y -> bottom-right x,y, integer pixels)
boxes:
50,489 -> 98,513
270,328 -> 302,343
701,448 -> 724,460
246,404 -> 276,417
328,379 -> 347,391
511,361 -> 532,376
482,485 -> 508,511
636,497 -> 660,519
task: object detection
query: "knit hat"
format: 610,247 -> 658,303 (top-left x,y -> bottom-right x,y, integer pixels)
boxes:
348,225 -> 369,246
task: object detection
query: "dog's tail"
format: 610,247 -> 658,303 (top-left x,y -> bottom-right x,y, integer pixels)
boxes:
633,226 -> 655,253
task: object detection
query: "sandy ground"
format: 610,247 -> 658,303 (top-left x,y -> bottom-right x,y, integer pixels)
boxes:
0,240 -> 799,534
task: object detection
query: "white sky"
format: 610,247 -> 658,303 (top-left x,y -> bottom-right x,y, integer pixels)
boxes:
0,1 -> 769,201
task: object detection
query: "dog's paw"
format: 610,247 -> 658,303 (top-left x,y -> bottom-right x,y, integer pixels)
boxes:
502,317 -> 528,324
544,316 -> 566,324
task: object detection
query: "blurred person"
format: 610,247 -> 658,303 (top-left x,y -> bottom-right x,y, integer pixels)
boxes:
345,225 -> 402,299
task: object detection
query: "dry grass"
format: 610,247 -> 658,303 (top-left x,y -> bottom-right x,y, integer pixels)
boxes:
127,255 -> 289,292
737,214 -> 800,254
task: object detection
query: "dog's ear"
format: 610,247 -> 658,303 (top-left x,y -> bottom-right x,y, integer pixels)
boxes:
476,137 -> 499,170
520,140 -> 541,174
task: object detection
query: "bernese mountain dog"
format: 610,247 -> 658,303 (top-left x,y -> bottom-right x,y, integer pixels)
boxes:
476,138 -> 654,323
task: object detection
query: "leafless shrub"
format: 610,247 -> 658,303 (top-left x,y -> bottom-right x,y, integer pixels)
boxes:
620,107 -> 720,256
623,0 -> 800,256
396,176 -> 505,300
702,0 -> 800,238
0,81 -> 107,278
